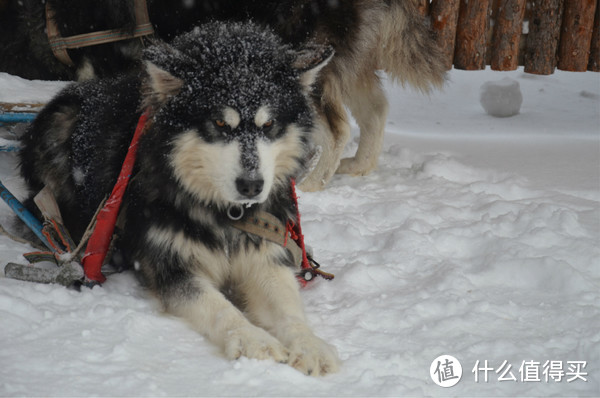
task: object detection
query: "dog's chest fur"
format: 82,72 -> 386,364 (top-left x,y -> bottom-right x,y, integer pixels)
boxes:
128,199 -> 294,299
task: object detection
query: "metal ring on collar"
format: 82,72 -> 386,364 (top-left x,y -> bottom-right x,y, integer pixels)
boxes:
227,205 -> 244,221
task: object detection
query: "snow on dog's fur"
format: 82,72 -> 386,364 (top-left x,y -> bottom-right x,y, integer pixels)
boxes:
19,21 -> 339,376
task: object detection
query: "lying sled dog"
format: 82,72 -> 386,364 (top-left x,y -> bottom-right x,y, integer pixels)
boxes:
19,22 -> 340,376
3,0 -> 446,191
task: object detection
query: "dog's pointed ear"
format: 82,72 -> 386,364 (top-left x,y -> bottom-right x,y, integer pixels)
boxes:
293,44 -> 334,92
142,61 -> 184,109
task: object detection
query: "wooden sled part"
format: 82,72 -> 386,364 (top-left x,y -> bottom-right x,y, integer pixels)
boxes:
0,102 -> 45,113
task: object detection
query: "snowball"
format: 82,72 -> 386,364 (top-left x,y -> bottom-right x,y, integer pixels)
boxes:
480,77 -> 523,117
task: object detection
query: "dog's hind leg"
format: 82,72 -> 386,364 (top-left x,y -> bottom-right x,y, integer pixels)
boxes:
336,72 -> 389,176
240,252 -> 340,376
332,0 -> 446,178
168,278 -> 290,363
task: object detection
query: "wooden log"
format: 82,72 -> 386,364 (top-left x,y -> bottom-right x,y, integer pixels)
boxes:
558,0 -> 597,71
454,0 -> 492,70
430,0 -> 461,70
589,0 -> 600,71
491,0 -> 527,70
0,102 -> 45,113
524,0 -> 564,74
516,0 -> 534,66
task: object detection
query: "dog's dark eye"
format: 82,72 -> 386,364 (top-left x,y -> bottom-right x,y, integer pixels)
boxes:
214,119 -> 226,128
261,119 -> 280,138
262,120 -> 275,134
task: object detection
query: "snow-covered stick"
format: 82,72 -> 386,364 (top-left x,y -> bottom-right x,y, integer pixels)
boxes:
4,261 -> 83,286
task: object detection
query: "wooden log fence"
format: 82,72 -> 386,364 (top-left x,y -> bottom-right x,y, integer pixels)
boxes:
423,0 -> 599,74
491,0 -> 528,70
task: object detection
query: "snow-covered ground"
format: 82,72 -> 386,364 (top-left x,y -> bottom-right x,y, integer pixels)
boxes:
0,68 -> 598,397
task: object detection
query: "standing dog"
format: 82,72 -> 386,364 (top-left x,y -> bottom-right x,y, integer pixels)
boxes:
3,0 -> 446,190
268,0 -> 447,190
19,22 -> 340,376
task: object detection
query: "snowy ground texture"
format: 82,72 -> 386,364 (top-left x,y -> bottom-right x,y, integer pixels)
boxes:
0,68 -> 598,397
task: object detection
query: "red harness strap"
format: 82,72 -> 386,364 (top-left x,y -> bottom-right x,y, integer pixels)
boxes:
81,111 -> 149,283
288,179 -> 334,286
287,179 -> 311,287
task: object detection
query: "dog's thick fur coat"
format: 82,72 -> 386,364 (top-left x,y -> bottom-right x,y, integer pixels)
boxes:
19,22 -> 339,376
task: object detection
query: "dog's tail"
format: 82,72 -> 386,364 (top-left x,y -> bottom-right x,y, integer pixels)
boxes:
375,0 -> 446,93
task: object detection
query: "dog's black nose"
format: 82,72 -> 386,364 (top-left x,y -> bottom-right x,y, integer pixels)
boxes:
236,177 -> 264,199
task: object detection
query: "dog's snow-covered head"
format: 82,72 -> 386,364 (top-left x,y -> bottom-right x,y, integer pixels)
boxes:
140,22 -> 332,207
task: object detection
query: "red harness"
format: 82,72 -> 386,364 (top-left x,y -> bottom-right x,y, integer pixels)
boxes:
81,111 -> 149,283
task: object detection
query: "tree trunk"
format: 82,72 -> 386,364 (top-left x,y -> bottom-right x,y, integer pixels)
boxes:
557,0 -> 597,71
491,0 -> 527,70
454,0 -> 492,70
524,0 -> 564,74
430,0 -> 461,70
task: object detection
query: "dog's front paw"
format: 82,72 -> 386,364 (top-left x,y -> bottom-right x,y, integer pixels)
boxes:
224,325 -> 289,363
287,334 -> 340,376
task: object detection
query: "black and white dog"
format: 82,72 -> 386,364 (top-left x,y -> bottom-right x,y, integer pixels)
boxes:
19,22 -> 339,376
2,0 -> 446,190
